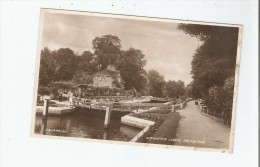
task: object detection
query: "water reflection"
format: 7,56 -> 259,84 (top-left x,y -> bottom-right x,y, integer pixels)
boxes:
103,128 -> 108,140
34,113 -> 141,141
41,118 -> 47,135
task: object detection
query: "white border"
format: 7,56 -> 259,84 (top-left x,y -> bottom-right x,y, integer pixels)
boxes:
1,1 -> 258,167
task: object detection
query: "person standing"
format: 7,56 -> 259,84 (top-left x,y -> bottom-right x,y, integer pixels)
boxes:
58,89 -> 63,102
68,90 -> 74,106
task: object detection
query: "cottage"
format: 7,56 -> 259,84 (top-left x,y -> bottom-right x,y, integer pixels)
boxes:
93,65 -> 124,88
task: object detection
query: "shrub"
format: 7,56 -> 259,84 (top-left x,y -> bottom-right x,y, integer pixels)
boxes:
38,85 -> 51,95
205,76 -> 235,126
48,81 -> 76,98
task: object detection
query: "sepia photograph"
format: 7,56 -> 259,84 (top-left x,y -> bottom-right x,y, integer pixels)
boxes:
31,8 -> 242,153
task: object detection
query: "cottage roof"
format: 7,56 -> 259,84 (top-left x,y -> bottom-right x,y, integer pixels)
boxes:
95,69 -> 125,83
96,69 -> 119,76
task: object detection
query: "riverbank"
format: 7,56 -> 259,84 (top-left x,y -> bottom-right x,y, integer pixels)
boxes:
36,106 -> 75,115
146,112 -> 181,145
128,109 -> 181,144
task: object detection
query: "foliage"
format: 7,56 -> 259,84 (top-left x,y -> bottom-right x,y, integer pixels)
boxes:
222,76 -> 235,119
39,48 -> 98,87
185,82 -> 193,97
163,80 -> 185,98
177,23 -> 239,42
48,81 -> 76,98
92,35 -> 122,70
130,112 -> 164,123
52,48 -> 78,81
73,84 -> 126,97
39,35 -> 149,95
178,24 -> 239,97
38,35 -> 186,98
76,51 -> 98,74
71,72 -> 93,84
206,86 -> 223,115
38,47 -> 56,86
205,76 -> 235,126
37,85 -> 51,95
148,70 -> 165,97
116,48 -> 148,91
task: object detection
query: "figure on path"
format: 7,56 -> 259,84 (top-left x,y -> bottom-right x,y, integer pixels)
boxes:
68,90 -> 73,106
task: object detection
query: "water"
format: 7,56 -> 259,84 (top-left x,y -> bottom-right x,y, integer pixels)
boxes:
34,113 -> 141,141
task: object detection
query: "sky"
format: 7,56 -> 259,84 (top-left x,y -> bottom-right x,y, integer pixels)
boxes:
41,12 -> 202,85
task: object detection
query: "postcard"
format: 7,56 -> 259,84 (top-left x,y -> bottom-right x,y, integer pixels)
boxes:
31,8 -> 242,153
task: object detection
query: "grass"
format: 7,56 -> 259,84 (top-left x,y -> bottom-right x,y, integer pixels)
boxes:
146,112 -> 180,145
129,109 -> 180,145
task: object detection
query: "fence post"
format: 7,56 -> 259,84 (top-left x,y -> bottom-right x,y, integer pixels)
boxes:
104,106 -> 112,129
171,105 -> 175,112
180,103 -> 183,109
42,95 -> 50,135
41,118 -> 48,135
43,96 -> 50,119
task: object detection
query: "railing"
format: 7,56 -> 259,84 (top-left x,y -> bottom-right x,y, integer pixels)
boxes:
71,96 -> 170,112
197,100 -> 223,119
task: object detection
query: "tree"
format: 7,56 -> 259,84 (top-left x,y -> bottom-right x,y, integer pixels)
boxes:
52,48 -> 77,81
148,70 -> 165,97
76,51 -> 97,74
163,80 -> 185,98
205,76 -> 234,126
38,47 -> 56,86
116,48 -> 148,91
92,35 -> 122,70
38,35 -> 150,95
185,82 -> 193,97
178,24 -> 239,97
71,72 -> 93,84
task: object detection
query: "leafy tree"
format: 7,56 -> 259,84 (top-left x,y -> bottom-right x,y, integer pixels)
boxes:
178,24 -> 238,124
71,72 -> 93,84
185,82 -> 193,97
148,70 -> 165,97
92,35 -> 122,70
52,48 -> 77,81
205,76 -> 234,126
38,85 -> 51,95
76,51 -> 98,74
163,80 -> 185,98
48,81 -> 76,98
116,48 -> 148,91
178,24 -> 239,97
38,47 -> 56,86
38,35 -> 150,96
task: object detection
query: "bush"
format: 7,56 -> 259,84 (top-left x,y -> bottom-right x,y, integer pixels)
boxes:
38,85 -> 51,95
205,76 -> 234,126
48,81 -> 76,98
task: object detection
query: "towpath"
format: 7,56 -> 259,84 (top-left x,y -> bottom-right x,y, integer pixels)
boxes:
174,101 -> 231,149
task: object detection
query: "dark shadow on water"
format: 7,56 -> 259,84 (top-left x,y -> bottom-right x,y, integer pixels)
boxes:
34,112 -> 141,142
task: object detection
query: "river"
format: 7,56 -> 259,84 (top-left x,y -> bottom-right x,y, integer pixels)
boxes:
34,112 -> 141,142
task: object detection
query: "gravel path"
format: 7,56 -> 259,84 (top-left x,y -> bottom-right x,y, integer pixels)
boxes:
174,101 -> 231,149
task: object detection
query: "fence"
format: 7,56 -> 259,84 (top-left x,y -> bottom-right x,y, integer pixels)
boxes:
71,97 -> 171,112
196,99 -> 225,122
